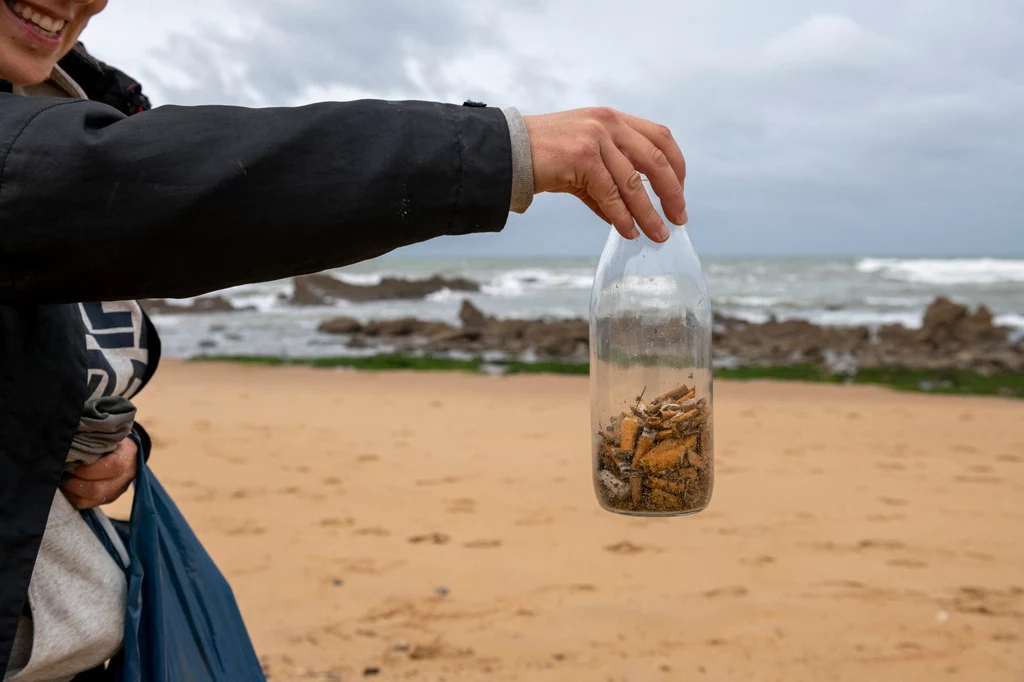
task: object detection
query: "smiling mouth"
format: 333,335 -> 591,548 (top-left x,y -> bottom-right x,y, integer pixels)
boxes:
4,0 -> 67,39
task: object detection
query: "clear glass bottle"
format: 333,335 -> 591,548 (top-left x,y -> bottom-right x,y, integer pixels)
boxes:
589,181 -> 714,517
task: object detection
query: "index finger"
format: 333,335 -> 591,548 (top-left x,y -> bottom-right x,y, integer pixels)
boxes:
618,113 -> 686,193
73,442 -> 136,481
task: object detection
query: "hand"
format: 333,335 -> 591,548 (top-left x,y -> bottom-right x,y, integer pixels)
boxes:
523,107 -> 687,243
61,437 -> 138,510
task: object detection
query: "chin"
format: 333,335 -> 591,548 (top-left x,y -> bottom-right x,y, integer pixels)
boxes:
0,55 -> 58,86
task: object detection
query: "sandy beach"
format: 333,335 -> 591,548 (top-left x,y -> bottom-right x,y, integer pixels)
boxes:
109,360 -> 1024,681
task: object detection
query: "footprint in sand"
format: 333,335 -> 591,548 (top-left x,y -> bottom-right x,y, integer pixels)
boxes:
604,541 -> 658,555
879,497 -> 908,507
866,514 -> 906,523
876,462 -> 907,472
408,532 -> 451,545
416,476 -> 463,487
357,454 -> 380,463
955,474 -> 1003,484
354,527 -> 391,537
464,539 -> 502,549
888,558 -> 928,569
858,539 -> 907,551
223,520 -> 267,536
740,555 -> 776,567
446,498 -> 477,514
320,517 -> 356,529
703,586 -> 749,598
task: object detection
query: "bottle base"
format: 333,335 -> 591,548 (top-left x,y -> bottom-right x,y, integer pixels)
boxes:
598,503 -> 710,519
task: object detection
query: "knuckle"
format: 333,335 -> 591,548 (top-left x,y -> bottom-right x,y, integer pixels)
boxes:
581,120 -> 605,141
590,106 -> 618,125
602,181 -> 623,203
625,170 -> 645,193
649,146 -> 670,170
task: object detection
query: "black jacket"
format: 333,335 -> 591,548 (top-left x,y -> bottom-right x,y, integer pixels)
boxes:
0,51 -> 512,675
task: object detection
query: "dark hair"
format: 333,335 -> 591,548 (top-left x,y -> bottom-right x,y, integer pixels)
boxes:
58,42 -> 151,116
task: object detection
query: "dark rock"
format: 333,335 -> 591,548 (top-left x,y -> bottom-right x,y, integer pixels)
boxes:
459,300 -> 488,329
363,667 -> 381,677
141,296 -> 245,315
918,296 -> 968,346
292,273 -> 479,305
956,305 -> 1004,344
291,274 -> 347,306
362,318 -> 453,338
346,336 -> 371,349
522,319 -> 589,358
318,317 -> 363,335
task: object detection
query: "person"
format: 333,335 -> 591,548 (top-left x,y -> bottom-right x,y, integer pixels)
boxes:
0,1 -> 688,679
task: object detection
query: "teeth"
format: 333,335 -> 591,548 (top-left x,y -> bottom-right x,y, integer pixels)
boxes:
7,1 -> 65,34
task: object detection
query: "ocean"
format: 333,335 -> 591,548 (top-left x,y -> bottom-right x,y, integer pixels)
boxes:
151,257 -> 1024,359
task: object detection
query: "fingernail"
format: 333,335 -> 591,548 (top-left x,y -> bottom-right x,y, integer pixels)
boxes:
656,224 -> 670,242
628,226 -> 640,240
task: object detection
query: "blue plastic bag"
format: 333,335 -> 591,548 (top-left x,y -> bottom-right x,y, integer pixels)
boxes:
86,435 -> 266,681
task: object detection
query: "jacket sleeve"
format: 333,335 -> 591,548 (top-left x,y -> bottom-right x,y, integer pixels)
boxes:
0,95 -> 513,303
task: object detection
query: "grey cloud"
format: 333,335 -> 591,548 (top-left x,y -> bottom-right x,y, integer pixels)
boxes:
145,0 -> 536,106
119,0 -> 1023,257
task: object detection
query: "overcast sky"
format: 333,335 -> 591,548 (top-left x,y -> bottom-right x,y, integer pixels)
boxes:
81,0 -> 1023,258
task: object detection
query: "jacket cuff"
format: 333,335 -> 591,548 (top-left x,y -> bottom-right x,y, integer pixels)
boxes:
131,422 -> 153,463
501,107 -> 535,214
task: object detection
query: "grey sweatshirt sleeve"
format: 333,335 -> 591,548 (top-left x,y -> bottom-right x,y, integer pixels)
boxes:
501,107 -> 535,214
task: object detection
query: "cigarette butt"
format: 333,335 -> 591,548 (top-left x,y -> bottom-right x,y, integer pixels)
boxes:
631,428 -> 658,468
631,476 -> 644,506
679,434 -> 698,451
686,450 -> 705,470
602,453 -> 619,472
681,388 -> 696,403
648,489 -> 681,509
639,438 -> 686,474
673,467 -> 699,482
656,429 -> 675,441
648,477 -> 687,494
677,409 -> 698,422
620,417 -> 640,450
654,384 -> 691,404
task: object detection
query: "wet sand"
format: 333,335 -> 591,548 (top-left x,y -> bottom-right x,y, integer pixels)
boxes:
110,360 -> 1024,681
